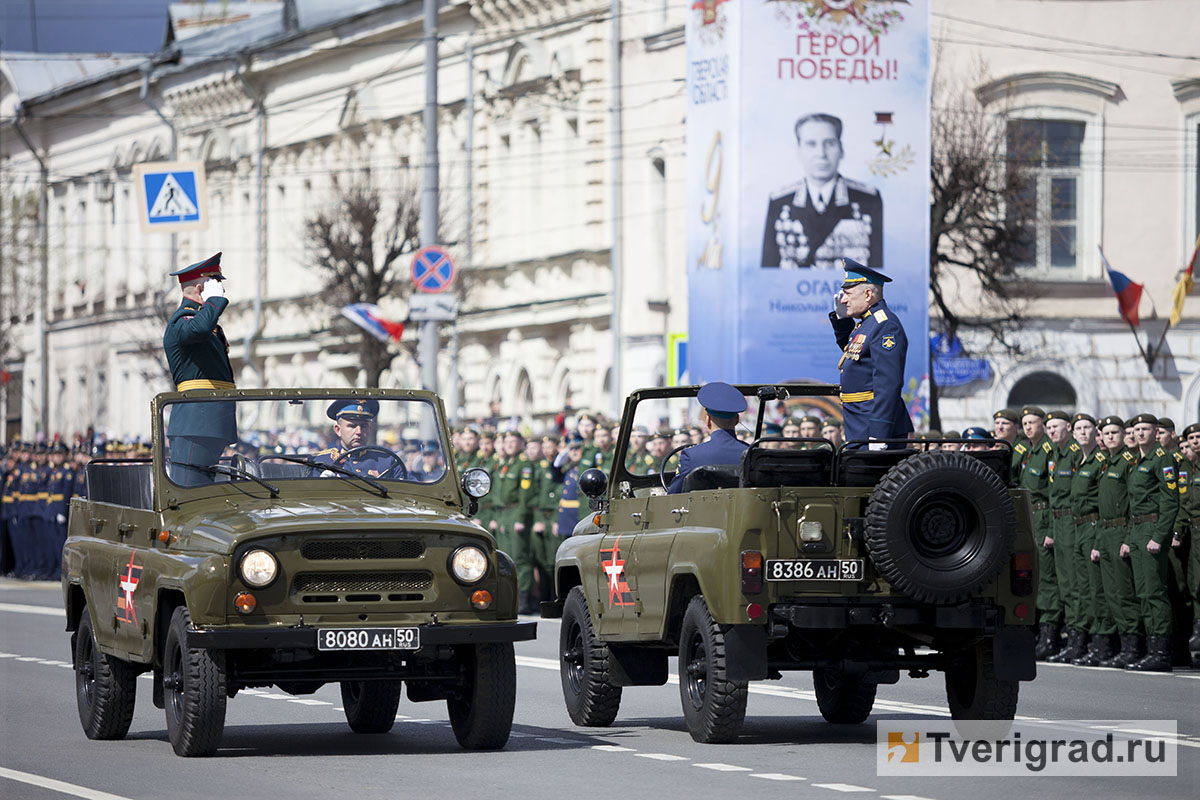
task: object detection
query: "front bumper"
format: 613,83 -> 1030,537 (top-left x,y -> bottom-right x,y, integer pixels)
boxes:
186,621 -> 537,650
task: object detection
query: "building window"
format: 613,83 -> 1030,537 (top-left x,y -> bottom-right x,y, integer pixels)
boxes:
1007,370 -> 1077,412
1006,119 -> 1086,273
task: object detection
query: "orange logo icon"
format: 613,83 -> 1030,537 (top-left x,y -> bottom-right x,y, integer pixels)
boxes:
887,731 -> 919,763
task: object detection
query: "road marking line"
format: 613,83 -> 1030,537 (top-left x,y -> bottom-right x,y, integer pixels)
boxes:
536,737 -> 580,744
749,773 -> 806,781
593,745 -> 635,752
881,795 -> 938,800
636,753 -> 690,761
0,653 -> 18,658
0,767 -> 132,800
508,732 -> 533,738
287,698 -> 329,706
812,784 -> 874,792
0,602 -> 62,617
16,656 -> 44,662
404,718 -> 430,723
694,763 -> 752,772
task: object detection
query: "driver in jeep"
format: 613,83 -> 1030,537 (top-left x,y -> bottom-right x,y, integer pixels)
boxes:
309,399 -> 407,479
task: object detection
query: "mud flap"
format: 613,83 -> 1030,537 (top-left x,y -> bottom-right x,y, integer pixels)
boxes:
608,646 -> 668,686
992,625 -> 1037,681
723,625 -> 768,682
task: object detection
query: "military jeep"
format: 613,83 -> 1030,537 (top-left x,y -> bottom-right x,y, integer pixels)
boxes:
62,388 -> 534,756
542,384 -> 1036,743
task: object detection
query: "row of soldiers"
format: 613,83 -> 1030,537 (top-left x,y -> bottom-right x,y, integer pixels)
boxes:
1,441 -> 92,580
996,407 -> 1200,672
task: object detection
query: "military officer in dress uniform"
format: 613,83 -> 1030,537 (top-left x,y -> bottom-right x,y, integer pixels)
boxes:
668,382 -> 750,494
308,399 -> 404,479
552,434 -> 586,538
762,113 -> 882,270
44,442 -> 74,581
828,259 -> 913,449
163,253 -> 237,486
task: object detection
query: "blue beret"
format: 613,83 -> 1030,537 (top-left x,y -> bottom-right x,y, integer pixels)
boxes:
170,252 -> 224,283
326,398 -> 379,420
764,421 -> 783,435
697,381 -> 747,418
566,433 -> 585,447
963,426 -> 990,440
840,257 -> 891,287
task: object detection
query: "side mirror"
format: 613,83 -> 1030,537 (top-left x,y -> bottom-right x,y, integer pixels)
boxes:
578,468 -> 608,499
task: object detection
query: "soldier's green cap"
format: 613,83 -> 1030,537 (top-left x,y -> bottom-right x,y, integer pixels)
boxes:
923,430 -> 942,439
542,434 -> 560,444
993,408 -> 1019,423
1182,423 -> 1200,438
650,429 -> 670,441
799,415 -> 822,425
577,413 -> 596,423
479,430 -> 495,440
821,420 -> 842,429
1157,417 -> 1175,430
1099,415 -> 1125,430
631,425 -> 649,436
1046,410 -> 1070,422
1019,406 -> 1046,420
461,425 -> 479,436
1071,413 -> 1097,426
943,430 -> 961,439
1129,413 -> 1159,426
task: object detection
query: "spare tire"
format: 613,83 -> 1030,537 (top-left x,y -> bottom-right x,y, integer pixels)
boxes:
864,451 -> 1016,603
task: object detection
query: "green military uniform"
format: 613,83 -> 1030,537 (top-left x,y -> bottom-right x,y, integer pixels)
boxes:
493,450 -> 535,611
1096,423 -> 1143,666
1160,434 -> 1192,661
1047,429 -> 1084,658
593,447 -> 616,474
1018,421 -> 1058,651
529,456 -> 560,602
1181,423 -> 1200,663
625,449 -> 656,476
1066,421 -> 1112,665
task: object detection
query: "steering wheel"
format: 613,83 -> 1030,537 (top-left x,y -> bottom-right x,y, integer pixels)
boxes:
659,443 -> 696,492
336,445 -> 408,480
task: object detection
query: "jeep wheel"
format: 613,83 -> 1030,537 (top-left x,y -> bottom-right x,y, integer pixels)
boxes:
865,451 -> 1016,603
340,680 -> 403,733
560,586 -> 622,727
813,668 -> 877,724
945,640 -> 1019,735
678,595 -> 748,744
447,642 -> 516,750
164,606 -> 227,757
75,603 -> 138,740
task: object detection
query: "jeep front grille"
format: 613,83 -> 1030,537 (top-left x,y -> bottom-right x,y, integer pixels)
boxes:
300,539 -> 425,561
293,571 -> 433,593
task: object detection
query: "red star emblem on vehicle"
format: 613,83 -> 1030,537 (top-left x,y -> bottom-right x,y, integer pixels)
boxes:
600,537 -> 635,607
117,552 -> 142,624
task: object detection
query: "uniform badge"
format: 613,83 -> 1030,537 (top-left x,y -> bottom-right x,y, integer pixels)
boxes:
882,335 -> 896,350
117,553 -> 142,624
1162,466 -> 1176,481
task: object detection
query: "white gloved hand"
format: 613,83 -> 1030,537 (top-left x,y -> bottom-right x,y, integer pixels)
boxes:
553,450 -> 570,469
56,513 -> 66,524
867,440 -> 886,451
200,278 -> 225,301
319,469 -> 337,478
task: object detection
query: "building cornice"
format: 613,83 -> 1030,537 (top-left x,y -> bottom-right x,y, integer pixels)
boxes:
975,71 -> 1122,107
1172,78 -> 1200,104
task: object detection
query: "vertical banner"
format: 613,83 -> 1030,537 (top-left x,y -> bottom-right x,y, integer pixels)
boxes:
687,0 -> 931,427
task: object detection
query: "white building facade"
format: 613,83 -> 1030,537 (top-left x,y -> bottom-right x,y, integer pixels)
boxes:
1,0 -> 1198,443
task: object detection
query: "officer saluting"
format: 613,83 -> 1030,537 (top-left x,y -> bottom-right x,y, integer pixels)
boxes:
163,253 -> 237,486
668,382 -> 749,494
828,259 -> 913,448
309,399 -> 403,479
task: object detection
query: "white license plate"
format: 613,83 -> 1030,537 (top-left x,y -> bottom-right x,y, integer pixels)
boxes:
765,559 -> 864,582
316,627 -> 420,651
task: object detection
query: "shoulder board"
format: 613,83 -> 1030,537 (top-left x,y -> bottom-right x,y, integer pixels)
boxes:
843,177 -> 880,196
170,306 -> 199,323
518,453 -> 529,463
1097,451 -> 1107,462
539,459 -> 549,468
873,309 -> 888,323
770,182 -> 803,201
1173,451 -> 1184,462
1042,441 -> 1052,453
1122,451 -> 1134,461
1155,447 -> 1165,457
1069,442 -> 1080,452
311,447 -> 339,458
1014,443 -> 1027,454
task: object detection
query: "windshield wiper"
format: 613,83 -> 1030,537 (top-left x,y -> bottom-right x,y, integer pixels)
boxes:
175,462 -> 280,498
271,454 -> 389,497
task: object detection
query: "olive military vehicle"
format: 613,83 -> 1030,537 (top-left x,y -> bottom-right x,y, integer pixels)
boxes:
63,389 -> 534,756
543,384 -> 1036,743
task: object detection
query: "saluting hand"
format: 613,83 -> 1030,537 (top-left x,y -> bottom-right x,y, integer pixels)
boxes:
201,278 -> 226,301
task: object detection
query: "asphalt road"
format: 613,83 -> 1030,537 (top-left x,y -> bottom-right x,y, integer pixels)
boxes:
2,578 -> 1197,800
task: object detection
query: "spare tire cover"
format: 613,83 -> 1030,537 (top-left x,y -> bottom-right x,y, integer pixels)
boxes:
864,451 -> 1016,603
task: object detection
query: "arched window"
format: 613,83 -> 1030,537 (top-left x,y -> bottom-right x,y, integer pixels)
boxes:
514,369 -> 533,418
1007,371 -> 1077,411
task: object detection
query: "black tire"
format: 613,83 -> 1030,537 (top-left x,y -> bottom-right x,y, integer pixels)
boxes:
447,642 -> 517,750
813,668 -> 877,724
946,640 -> 1019,736
163,606 -> 227,757
74,603 -> 137,740
865,451 -> 1016,603
559,586 -> 622,727
678,595 -> 748,744
340,681 -> 403,734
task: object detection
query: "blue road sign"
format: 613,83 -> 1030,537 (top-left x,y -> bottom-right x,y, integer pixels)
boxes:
133,161 -> 207,232
411,246 -> 456,294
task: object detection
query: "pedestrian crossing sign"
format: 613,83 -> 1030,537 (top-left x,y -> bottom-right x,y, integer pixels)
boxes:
132,161 -> 208,233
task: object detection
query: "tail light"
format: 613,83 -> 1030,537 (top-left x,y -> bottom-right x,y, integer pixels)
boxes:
741,550 -> 763,595
1010,552 -> 1033,596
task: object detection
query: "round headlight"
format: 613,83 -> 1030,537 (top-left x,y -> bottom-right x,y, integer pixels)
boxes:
240,549 -> 278,588
450,546 -> 488,584
462,468 -> 491,499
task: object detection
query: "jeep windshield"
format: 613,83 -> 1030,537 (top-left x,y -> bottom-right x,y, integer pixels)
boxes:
161,394 -> 449,490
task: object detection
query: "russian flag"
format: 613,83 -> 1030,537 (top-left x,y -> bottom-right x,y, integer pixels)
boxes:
340,303 -> 405,343
1099,246 -> 1143,327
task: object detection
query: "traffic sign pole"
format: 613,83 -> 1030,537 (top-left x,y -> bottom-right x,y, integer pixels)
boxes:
419,0 -> 440,434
